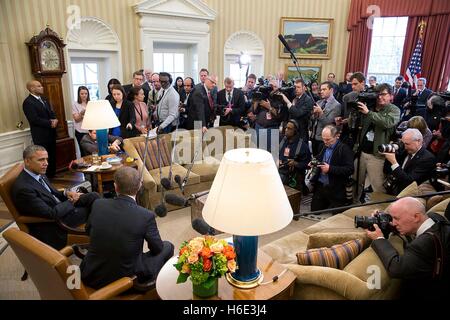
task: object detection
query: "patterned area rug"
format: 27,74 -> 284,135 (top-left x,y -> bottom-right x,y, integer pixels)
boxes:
0,222 -> 16,256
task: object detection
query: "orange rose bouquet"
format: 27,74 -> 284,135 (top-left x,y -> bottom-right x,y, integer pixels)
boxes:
174,236 -> 236,288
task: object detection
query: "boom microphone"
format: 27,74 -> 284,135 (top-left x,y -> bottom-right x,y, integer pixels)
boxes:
160,177 -> 172,190
165,193 -> 189,207
192,218 -> 216,235
174,174 -> 183,190
154,203 -> 167,217
278,34 -> 292,56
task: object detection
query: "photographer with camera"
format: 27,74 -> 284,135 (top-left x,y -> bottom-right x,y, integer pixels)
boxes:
278,120 -> 311,191
353,83 -> 400,202
252,79 -> 289,152
310,125 -> 354,212
310,81 -> 342,156
280,79 -> 314,141
382,128 -> 436,195
365,197 -> 449,300
217,77 -> 245,127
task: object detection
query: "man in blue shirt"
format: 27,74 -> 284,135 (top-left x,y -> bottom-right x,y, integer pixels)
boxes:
310,125 -> 354,212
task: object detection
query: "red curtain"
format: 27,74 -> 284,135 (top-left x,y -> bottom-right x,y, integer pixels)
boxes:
344,20 -> 372,76
401,15 -> 450,91
345,0 -> 450,90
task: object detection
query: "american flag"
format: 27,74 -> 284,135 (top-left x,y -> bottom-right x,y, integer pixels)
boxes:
404,38 -> 422,89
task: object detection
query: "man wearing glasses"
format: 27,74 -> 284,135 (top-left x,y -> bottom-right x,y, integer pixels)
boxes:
353,83 -> 400,202
154,72 -> 180,134
123,70 -> 149,104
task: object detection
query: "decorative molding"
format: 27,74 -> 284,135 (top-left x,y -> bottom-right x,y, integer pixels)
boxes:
66,17 -> 120,51
135,0 -> 216,21
224,31 -> 265,56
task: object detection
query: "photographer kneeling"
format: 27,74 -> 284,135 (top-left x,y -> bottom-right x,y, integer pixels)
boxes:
310,125 -> 354,212
365,197 -> 449,300
382,128 -> 436,195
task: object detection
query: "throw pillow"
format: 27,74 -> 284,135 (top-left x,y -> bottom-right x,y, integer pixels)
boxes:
307,232 -> 369,250
297,239 -> 364,269
396,182 -> 419,198
136,139 -> 171,170
427,198 -> 450,217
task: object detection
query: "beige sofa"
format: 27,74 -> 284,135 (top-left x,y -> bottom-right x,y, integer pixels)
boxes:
260,183 -> 450,300
123,126 -> 254,211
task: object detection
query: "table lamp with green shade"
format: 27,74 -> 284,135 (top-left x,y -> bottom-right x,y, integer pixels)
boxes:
81,100 -> 121,156
202,148 -> 293,288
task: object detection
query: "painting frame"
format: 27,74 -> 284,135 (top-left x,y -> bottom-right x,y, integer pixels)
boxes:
279,17 -> 333,60
285,64 -> 322,86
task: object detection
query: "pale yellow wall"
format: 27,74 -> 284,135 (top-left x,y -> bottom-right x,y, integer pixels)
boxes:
0,0 -> 141,133
205,0 -> 351,85
0,0 -> 351,134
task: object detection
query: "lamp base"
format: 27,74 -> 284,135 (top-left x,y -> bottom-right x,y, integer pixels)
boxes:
226,269 -> 263,289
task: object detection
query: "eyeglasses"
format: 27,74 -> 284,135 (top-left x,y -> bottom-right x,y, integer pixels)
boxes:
377,92 -> 390,97
160,80 -> 169,84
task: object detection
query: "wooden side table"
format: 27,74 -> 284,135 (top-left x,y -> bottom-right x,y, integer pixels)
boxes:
156,249 -> 296,300
191,185 -> 301,226
71,154 -> 136,195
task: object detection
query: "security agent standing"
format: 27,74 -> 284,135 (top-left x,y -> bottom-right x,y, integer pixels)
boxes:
366,197 -> 449,300
353,83 -> 400,202
382,128 -> 436,195
310,125 -> 354,211
278,120 -> 311,190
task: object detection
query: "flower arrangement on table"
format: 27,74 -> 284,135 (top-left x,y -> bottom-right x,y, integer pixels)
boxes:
174,236 -> 236,296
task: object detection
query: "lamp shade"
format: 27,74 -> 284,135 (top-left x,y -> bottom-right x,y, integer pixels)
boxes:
81,100 -> 120,130
202,148 -> 293,236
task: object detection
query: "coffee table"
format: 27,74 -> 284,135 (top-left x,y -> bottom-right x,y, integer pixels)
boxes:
71,154 -> 137,194
156,249 -> 296,300
191,185 -> 301,227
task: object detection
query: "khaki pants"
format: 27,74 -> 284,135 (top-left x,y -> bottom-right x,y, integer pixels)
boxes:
353,151 -> 386,201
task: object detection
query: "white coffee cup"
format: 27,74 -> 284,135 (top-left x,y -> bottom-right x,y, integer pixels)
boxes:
101,161 -> 109,168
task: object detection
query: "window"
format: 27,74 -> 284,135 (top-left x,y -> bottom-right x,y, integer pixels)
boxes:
71,62 -> 100,101
153,53 -> 185,79
367,17 -> 408,85
229,62 -> 252,88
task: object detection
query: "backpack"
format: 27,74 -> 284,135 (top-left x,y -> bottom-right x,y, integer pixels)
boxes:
425,214 -> 450,280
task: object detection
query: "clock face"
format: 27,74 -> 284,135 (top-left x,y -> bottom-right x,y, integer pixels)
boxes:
39,40 -> 61,71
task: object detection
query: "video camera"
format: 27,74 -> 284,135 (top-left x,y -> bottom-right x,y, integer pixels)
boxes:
348,88 -> 378,111
354,211 -> 395,239
437,91 -> 450,102
252,85 -> 272,101
309,158 -> 324,177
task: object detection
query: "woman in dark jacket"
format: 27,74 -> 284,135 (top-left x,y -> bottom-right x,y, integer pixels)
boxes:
109,84 -> 138,138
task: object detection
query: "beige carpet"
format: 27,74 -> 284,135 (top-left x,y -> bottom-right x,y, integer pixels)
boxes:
0,206 -> 316,300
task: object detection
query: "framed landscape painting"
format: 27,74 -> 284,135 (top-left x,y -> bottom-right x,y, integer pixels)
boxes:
285,64 -> 321,86
280,17 -> 333,59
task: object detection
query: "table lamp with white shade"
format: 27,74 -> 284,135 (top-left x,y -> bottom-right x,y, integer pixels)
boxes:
81,100 -> 121,156
202,148 -> 293,288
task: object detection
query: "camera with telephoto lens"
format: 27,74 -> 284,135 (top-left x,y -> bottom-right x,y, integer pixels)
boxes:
354,211 -> 394,239
348,88 -> 378,111
252,85 -> 272,101
309,158 -> 324,177
378,141 -> 404,153
435,162 -> 450,178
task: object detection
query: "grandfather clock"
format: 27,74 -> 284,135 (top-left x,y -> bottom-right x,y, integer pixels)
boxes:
26,27 -> 76,171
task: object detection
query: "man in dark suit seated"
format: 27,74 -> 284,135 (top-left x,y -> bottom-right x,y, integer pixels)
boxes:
11,145 -> 100,249
383,128 -> 436,195
80,130 -> 123,155
80,166 -> 174,289
366,197 -> 449,300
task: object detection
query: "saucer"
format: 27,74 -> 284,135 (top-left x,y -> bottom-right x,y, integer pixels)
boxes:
106,156 -> 122,164
99,164 -> 112,170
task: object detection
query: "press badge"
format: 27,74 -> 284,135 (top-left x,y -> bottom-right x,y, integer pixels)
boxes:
266,112 -> 272,120
366,130 -> 375,142
284,147 -> 290,157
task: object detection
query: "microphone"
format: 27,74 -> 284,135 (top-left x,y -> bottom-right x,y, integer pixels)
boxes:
165,193 -> 190,207
278,34 -> 291,53
154,203 -> 167,217
174,174 -> 183,190
192,218 -> 216,235
160,177 -> 172,190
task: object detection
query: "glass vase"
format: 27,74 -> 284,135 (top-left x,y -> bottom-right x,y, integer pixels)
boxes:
192,278 -> 218,298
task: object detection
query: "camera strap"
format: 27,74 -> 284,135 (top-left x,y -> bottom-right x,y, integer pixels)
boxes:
425,230 -> 444,279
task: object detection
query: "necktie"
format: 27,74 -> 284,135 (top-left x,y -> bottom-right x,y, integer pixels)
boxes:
322,100 -> 327,110
402,154 -> 412,169
39,176 -> 61,203
38,97 -> 45,106
227,92 -> 232,105
207,91 -> 214,111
